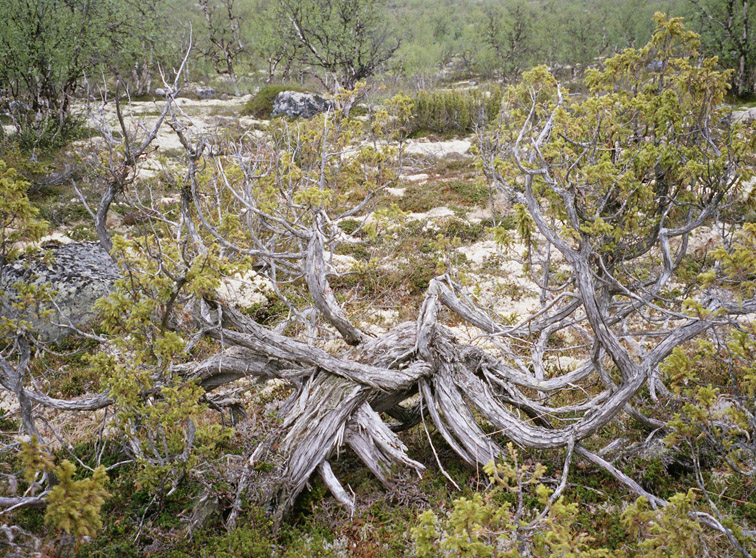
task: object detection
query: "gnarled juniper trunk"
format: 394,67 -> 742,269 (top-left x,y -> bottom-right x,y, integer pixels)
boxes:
193,262 -> 724,524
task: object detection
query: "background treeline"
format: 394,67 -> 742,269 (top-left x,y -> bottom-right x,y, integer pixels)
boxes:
392,0 -> 684,83
1,0 -> 754,146
389,0 -> 755,98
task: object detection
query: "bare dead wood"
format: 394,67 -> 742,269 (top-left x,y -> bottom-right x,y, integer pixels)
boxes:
92,41 -> 192,255
0,496 -> 46,511
304,232 -> 366,346
345,403 -> 424,486
318,460 -> 354,512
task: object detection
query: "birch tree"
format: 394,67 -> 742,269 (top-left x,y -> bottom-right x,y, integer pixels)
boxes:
690,0 -> 755,98
278,0 -> 400,90
198,0 -> 248,95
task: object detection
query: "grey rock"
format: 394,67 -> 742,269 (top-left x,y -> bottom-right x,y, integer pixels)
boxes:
1,242 -> 121,343
196,88 -> 219,99
271,91 -> 332,119
7,100 -> 31,113
733,106 -> 756,124
155,88 -> 167,96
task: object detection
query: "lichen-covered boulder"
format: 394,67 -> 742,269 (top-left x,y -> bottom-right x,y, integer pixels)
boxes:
733,106 -> 756,124
271,91 -> 332,119
196,87 -> 219,99
1,242 -> 120,342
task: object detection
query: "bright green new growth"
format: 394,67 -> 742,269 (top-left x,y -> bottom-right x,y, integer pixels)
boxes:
21,437 -> 110,541
0,161 -> 51,339
19,436 -> 55,485
0,161 -> 47,263
81,92 -> 405,493
661,223 -> 756,488
44,461 -> 110,540
488,13 -> 754,275
2,8 -> 756,556
91,234 -> 232,491
621,491 -> 702,558
411,444 -> 610,557
412,13 -> 755,557
412,445 -> 712,557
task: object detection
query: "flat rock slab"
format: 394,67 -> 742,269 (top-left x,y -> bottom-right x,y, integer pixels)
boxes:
405,139 -> 472,158
401,173 -> 429,183
732,107 -> 756,123
385,187 -> 406,197
1,242 -> 121,342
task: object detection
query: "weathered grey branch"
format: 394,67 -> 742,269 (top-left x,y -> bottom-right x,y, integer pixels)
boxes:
305,231 -> 366,346
0,495 -> 46,511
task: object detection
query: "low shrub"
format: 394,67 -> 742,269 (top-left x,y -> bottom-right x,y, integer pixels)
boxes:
8,113 -> 89,152
437,219 -> 485,242
338,218 -> 362,235
446,179 -> 489,206
411,84 -> 502,135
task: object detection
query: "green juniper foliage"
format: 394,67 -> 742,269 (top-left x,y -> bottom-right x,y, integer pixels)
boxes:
21,437 -> 109,542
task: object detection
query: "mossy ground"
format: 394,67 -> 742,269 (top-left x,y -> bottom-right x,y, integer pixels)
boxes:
7,355 -> 754,557
16,405 -> 752,557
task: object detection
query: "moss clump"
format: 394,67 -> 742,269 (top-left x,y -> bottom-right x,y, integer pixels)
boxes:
338,218 -> 362,235
68,223 -> 97,241
243,84 -> 315,118
446,179 -> 488,206
437,219 -> 485,243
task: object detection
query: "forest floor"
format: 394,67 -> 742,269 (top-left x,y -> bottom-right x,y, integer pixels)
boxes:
7,90 -> 756,558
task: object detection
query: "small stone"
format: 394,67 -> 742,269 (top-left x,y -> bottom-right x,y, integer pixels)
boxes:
401,173 -> 429,183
